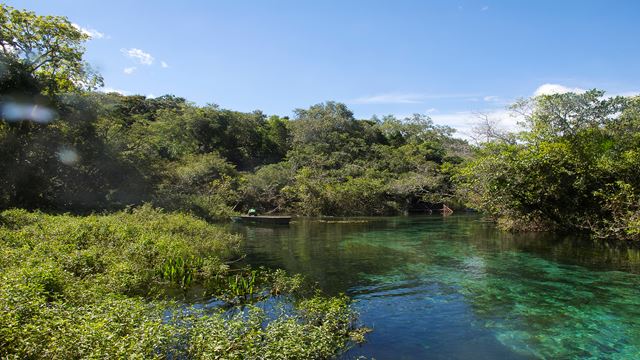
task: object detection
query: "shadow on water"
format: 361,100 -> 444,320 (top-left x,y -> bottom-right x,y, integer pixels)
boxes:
230,215 -> 640,359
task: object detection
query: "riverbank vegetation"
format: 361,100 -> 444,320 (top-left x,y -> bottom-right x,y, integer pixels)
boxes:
2,4 -> 640,236
458,91 -> 640,241
0,206 -> 366,358
1,84 -> 470,217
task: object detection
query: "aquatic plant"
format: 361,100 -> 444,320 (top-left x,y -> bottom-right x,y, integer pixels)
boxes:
159,256 -> 204,289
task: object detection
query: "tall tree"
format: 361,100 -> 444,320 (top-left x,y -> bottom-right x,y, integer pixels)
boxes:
0,4 -> 102,95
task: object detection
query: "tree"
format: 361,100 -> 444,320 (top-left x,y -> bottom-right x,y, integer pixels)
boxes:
459,90 -> 640,240
0,4 -> 102,95
514,89 -> 627,141
0,5 -> 108,210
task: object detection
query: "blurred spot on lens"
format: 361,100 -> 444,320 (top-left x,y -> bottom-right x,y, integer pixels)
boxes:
1,102 -> 56,123
57,147 -> 79,165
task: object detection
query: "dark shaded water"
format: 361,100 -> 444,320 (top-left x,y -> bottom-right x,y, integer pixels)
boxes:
231,215 -> 640,359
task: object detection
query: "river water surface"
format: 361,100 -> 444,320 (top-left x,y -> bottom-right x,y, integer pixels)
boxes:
231,215 -> 640,359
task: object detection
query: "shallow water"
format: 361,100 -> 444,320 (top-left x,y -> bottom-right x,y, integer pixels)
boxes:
231,215 -> 640,359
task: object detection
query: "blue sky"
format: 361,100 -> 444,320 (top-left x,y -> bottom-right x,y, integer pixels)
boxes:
9,0 -> 640,136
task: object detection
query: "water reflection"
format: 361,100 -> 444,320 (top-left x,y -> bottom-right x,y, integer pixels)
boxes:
232,215 -> 640,359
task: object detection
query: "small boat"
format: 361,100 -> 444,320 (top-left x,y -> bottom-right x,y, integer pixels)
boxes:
230,215 -> 292,225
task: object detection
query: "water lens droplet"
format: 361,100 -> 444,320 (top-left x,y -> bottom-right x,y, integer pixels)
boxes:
1,103 -> 55,123
57,148 -> 79,165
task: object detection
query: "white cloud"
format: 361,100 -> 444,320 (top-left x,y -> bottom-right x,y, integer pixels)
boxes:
72,23 -> 105,39
533,83 -> 640,98
123,67 -> 136,75
430,109 -> 524,140
425,108 -> 438,114
481,5 -> 489,11
161,61 -> 169,68
351,92 -> 477,104
483,95 -> 500,102
534,83 -> 586,96
121,48 -> 154,65
99,87 -> 131,96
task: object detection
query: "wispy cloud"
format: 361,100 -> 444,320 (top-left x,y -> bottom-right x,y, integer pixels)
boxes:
352,93 -> 425,104
614,91 -> 640,97
161,61 -> 169,68
359,84 -> 639,140
481,5 -> 489,11
72,23 -> 106,39
123,67 -> 136,75
351,92 -> 478,104
121,48 -> 154,65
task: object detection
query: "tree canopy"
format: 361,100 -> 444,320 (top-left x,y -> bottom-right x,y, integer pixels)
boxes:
0,4 -> 102,94
459,91 -> 640,241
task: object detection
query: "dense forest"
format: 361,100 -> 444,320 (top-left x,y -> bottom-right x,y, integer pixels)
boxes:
1,90 -> 470,217
2,5 -> 640,242
0,12 -> 470,219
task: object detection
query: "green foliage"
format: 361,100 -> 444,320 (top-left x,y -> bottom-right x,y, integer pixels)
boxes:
0,206 -> 240,297
186,295 -> 363,360
459,91 -> 640,241
224,270 -> 259,302
155,153 -> 239,219
240,162 -> 296,213
1,5 -> 467,220
0,5 -> 467,217
0,4 -> 103,94
594,181 -> 640,241
290,101 -> 367,162
0,207 -> 365,358
159,256 -> 204,289
241,108 -> 468,216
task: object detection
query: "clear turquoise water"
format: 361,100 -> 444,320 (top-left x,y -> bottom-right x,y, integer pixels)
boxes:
232,215 -> 640,359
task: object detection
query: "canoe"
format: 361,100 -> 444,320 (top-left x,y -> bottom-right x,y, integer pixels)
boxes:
230,215 -> 292,225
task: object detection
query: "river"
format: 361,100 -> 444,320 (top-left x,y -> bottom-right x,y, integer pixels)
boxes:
231,215 -> 640,359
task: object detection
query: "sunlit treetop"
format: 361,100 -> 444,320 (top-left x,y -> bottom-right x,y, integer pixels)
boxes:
0,4 -> 103,95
